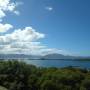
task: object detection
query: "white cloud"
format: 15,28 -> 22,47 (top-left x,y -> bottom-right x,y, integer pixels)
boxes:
0,0 -> 20,21
14,11 -> 20,15
0,26 -> 65,55
45,6 -> 53,11
0,26 -> 45,43
0,0 -> 67,55
0,9 -> 6,20
0,23 -> 13,32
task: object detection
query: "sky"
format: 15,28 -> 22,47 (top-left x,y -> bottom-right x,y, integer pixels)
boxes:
0,0 -> 90,56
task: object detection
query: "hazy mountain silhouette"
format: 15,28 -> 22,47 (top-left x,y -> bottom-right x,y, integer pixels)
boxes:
0,54 -> 41,59
0,54 -> 89,60
41,54 -> 77,60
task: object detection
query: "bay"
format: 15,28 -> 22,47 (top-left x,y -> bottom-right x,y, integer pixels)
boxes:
21,59 -> 90,69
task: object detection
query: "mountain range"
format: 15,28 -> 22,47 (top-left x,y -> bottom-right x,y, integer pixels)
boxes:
0,54 -> 40,59
41,54 -> 79,60
0,53 -> 89,60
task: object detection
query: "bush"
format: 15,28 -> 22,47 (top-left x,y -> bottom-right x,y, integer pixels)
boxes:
0,60 -> 89,90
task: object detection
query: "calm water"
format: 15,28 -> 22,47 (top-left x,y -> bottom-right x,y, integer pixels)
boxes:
21,59 -> 90,69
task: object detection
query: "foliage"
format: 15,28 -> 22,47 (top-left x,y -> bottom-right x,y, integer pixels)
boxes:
0,86 -> 8,90
0,60 -> 89,90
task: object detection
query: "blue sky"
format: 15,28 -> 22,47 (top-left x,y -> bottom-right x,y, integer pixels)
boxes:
0,0 -> 90,56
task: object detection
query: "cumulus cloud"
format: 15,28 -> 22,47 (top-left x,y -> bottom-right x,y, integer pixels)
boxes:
0,27 -> 45,43
0,26 -> 64,55
0,23 -> 13,32
0,0 -> 66,55
45,6 -> 53,11
0,0 -> 20,20
0,27 -> 45,55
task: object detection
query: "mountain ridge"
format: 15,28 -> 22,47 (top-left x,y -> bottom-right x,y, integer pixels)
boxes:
0,53 -> 89,60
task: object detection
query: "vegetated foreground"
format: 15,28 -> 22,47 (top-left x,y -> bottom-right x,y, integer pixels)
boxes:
0,61 -> 90,90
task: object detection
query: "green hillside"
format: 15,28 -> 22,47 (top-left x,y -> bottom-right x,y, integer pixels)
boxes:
0,60 -> 89,90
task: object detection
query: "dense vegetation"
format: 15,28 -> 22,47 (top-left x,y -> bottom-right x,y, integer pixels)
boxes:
0,61 -> 90,90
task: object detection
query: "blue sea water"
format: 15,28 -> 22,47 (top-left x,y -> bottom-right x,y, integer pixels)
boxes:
22,59 -> 90,69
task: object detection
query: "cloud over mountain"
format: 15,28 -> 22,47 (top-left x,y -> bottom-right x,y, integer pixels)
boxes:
0,26 -> 63,55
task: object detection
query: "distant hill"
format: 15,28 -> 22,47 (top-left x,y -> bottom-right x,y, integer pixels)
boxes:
41,54 -> 80,60
0,54 -> 41,59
